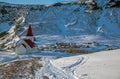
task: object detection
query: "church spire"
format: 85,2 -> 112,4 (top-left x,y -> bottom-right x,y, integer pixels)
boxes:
26,25 -> 33,36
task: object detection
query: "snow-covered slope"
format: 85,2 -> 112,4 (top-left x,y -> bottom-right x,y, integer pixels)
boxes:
0,22 -> 10,32
51,49 -> 120,79
0,1 -> 120,38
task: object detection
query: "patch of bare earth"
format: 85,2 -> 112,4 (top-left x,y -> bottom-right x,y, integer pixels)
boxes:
0,57 -> 43,79
56,47 -> 93,54
39,42 -> 97,54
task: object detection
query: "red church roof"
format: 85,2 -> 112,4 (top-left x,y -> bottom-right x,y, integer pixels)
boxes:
24,39 -> 35,48
26,25 -> 34,36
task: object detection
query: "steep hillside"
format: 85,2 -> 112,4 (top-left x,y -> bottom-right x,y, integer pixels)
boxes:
0,0 -> 120,38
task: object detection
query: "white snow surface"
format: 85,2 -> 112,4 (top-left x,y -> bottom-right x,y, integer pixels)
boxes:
0,23 -> 10,32
0,44 -> 120,79
51,49 -> 120,79
0,51 -> 75,64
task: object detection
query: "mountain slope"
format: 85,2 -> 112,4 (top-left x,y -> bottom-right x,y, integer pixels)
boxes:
0,0 -> 120,50
0,1 -> 120,38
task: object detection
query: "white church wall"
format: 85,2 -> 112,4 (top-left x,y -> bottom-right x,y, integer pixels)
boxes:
15,45 -> 26,54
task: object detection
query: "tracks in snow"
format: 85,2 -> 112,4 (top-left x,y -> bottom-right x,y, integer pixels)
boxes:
61,56 -> 88,79
62,57 -> 85,69
35,56 -> 88,79
35,57 -> 76,79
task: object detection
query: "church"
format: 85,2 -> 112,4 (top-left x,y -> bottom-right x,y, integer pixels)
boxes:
15,25 -> 38,54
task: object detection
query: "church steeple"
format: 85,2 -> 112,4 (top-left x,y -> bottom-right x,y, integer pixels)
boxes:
26,25 -> 34,41
26,25 -> 33,36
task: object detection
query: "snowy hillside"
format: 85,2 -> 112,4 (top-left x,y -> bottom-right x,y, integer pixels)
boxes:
0,0 -> 120,52
0,0 -> 120,37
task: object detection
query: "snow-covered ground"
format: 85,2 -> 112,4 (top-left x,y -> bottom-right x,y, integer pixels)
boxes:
0,23 -> 10,33
50,49 -> 120,79
0,48 -> 120,79
0,51 -> 75,64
